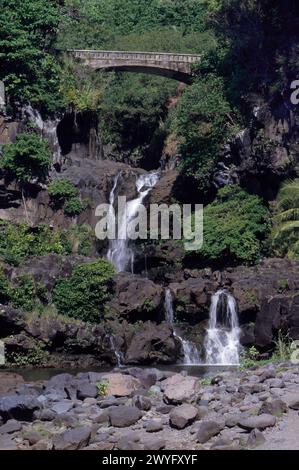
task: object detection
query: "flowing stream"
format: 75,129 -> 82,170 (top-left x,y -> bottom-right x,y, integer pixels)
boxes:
164,288 -> 200,365
107,171 -> 159,273
204,289 -> 241,365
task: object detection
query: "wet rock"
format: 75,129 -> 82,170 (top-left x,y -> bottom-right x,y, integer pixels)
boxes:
238,414 -> 276,430
108,406 -> 142,428
53,426 -> 91,450
108,273 -> 164,322
169,404 -> 198,429
125,322 -> 179,365
196,421 -> 224,444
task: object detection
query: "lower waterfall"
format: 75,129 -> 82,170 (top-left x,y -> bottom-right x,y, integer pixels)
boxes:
107,171 -> 159,273
164,288 -> 200,365
204,289 -> 241,365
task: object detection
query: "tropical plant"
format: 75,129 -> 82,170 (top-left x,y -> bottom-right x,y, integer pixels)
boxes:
271,179 -> 299,259
0,133 -> 51,183
186,185 -> 270,267
48,178 -> 84,216
52,259 -> 115,322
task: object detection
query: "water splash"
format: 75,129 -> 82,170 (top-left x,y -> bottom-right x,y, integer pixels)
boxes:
164,288 -> 200,365
107,172 -> 159,273
204,289 -> 240,365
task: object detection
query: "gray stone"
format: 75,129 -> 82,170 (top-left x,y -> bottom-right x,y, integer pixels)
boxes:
246,429 -> 266,448
51,400 -> 74,415
141,436 -> 165,450
238,413 -> 276,430
0,419 -> 22,434
259,399 -> 287,416
108,406 -> 142,428
0,435 -> 18,450
169,404 -> 198,429
77,384 -> 98,400
53,426 -> 91,450
156,404 -> 174,414
288,400 -> 299,410
0,395 -> 41,422
132,395 -> 152,411
144,420 -> 164,433
196,421 -> 224,444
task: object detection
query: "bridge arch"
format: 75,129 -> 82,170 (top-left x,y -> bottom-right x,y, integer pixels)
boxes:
69,50 -> 201,84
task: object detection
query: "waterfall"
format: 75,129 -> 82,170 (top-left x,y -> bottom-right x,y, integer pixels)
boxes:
204,289 -> 240,365
164,288 -> 200,365
109,335 -> 124,368
107,172 -> 159,273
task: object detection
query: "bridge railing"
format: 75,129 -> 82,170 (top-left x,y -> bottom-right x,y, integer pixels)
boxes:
69,49 -> 201,64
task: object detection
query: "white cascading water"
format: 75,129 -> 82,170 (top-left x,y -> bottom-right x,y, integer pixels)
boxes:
204,289 -> 241,365
109,335 -> 124,368
107,172 -> 159,273
164,288 -> 200,365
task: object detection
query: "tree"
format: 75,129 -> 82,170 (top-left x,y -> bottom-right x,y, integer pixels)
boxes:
53,259 -> 115,322
0,0 -> 61,113
271,179 -> 299,260
0,133 -> 51,183
187,185 -> 270,267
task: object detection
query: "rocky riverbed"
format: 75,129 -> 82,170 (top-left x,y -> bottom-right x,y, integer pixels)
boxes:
0,362 -> 299,450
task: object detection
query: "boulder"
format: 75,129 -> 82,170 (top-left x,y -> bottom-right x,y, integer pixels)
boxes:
0,419 -> 22,434
161,374 -> 201,404
259,399 -> 287,416
0,373 -> 24,396
77,384 -> 98,400
108,406 -> 142,428
238,414 -> 276,430
126,322 -> 179,365
53,426 -> 91,450
169,404 -> 198,429
132,395 -> 152,411
101,373 -> 142,397
108,273 -> 163,322
0,395 -> 41,422
144,420 -> 164,433
196,421 -> 224,444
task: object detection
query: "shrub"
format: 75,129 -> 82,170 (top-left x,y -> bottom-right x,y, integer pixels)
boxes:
0,221 -> 70,265
64,197 -> 84,216
48,179 -> 78,200
172,75 -> 235,195
0,133 -> 51,183
188,185 -> 270,266
48,178 -> 84,216
271,179 -> 299,260
53,259 -> 115,322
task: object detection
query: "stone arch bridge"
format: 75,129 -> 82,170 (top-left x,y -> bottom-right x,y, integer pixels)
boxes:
69,50 -> 201,83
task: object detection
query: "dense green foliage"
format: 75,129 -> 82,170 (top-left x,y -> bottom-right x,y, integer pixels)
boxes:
271,180 -> 299,260
192,186 -> 270,266
0,133 -> 51,183
172,75 -> 234,194
53,259 -> 115,322
0,221 -> 94,265
0,0 -> 61,114
48,178 -> 84,216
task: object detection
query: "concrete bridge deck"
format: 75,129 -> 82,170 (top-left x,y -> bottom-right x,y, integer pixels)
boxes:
69,49 -> 201,83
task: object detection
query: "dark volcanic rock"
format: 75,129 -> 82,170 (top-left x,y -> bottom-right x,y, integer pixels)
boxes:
53,426 -> 91,450
169,404 -> 198,429
125,322 -> 179,365
0,395 -> 41,422
196,421 -> 224,444
108,273 -> 164,322
108,405 -> 142,428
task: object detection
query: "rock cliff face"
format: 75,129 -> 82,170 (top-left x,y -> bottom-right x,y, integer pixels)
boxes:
214,96 -> 299,199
